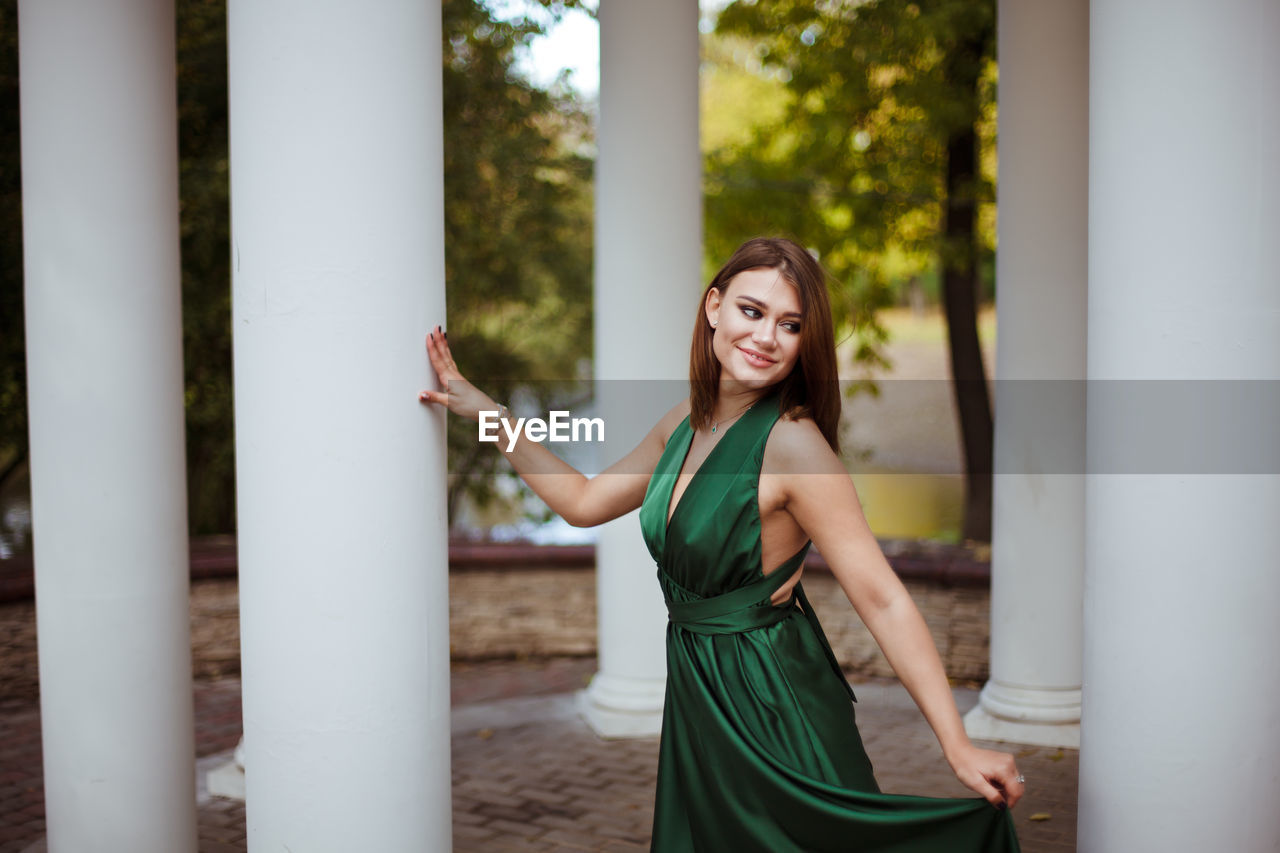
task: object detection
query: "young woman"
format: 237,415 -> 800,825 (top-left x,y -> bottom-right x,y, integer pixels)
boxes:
420,237 -> 1023,851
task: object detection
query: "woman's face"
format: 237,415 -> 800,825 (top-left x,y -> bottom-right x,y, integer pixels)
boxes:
705,267 -> 804,389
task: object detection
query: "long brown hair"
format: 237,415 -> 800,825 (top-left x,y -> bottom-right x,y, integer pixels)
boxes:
689,237 -> 842,454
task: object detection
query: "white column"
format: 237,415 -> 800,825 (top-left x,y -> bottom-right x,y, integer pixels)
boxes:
1080,1 -> 1280,850
580,0 -> 702,738
963,0 -> 1087,749
227,1 -> 451,849
19,1 -> 196,850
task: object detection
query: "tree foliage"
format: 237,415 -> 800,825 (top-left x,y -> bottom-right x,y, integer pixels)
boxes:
176,0 -> 235,534
438,0 -> 595,528
0,2 -> 25,499
710,0 -> 996,287
708,0 -> 997,538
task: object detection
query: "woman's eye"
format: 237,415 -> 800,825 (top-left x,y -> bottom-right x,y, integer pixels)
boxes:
739,304 -> 800,333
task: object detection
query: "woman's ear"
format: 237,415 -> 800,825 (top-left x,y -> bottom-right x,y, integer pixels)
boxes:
705,286 -> 722,329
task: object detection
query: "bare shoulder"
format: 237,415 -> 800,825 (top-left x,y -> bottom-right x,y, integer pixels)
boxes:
763,411 -> 845,477
653,397 -> 692,446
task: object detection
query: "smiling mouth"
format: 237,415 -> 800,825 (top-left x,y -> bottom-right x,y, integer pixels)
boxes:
737,346 -> 776,366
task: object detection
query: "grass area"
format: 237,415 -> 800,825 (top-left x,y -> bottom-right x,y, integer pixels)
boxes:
876,303 -> 997,346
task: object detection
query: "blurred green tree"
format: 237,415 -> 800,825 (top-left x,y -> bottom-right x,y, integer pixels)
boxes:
176,0 -> 235,535
436,0 -> 595,529
0,2 -> 24,506
710,0 -> 997,540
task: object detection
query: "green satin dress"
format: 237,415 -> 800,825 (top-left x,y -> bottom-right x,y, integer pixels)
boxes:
638,386 -> 1021,852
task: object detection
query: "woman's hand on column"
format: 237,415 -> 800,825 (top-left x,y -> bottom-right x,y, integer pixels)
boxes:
946,742 -> 1025,809
419,325 -> 496,422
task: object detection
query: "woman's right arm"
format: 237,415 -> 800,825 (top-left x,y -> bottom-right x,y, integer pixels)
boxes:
417,326 -> 686,528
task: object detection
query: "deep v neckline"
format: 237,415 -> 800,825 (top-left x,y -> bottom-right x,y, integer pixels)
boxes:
664,398 -> 763,532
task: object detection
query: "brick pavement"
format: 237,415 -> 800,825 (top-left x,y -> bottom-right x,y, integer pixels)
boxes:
446,679 -> 1077,852
0,571 -> 1077,852
2,668 -> 1077,853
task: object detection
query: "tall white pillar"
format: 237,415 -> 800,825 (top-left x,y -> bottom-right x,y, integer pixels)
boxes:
963,0 -> 1087,750
1080,2 -> 1280,850
19,1 -> 196,850
227,2 -> 451,848
581,0 -> 702,737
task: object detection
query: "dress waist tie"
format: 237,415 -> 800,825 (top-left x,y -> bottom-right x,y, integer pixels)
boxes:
661,561 -> 857,703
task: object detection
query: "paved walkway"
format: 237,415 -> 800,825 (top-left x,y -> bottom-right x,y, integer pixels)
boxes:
1,660 -> 1077,852
444,675 -> 1078,852
0,566 -> 1077,852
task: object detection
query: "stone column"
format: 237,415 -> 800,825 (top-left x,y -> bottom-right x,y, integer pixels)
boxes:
580,0 -> 702,737
18,1 -> 196,850
227,1 -> 451,847
1080,1 -> 1280,849
963,0 -> 1087,749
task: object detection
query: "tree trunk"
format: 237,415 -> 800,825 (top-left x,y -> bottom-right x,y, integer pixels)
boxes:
941,124 -> 993,542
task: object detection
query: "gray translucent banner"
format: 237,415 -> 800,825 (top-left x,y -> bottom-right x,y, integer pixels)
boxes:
445,379 -> 1280,475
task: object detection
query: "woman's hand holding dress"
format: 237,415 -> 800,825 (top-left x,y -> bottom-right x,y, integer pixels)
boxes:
946,742 -> 1025,809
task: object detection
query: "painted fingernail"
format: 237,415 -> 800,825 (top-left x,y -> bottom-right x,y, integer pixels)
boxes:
443,330 -> 448,340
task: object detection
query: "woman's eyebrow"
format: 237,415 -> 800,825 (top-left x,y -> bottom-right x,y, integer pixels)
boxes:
736,294 -> 802,320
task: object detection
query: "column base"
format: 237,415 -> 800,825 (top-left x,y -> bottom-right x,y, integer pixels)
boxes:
576,672 -> 665,739
963,681 -> 1081,748
205,759 -> 246,801
204,736 -> 246,801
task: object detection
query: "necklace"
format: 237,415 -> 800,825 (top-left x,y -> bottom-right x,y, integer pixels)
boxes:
710,399 -> 756,433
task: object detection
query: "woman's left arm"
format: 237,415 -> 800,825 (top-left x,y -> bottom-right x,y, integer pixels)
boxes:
770,419 -> 1024,809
